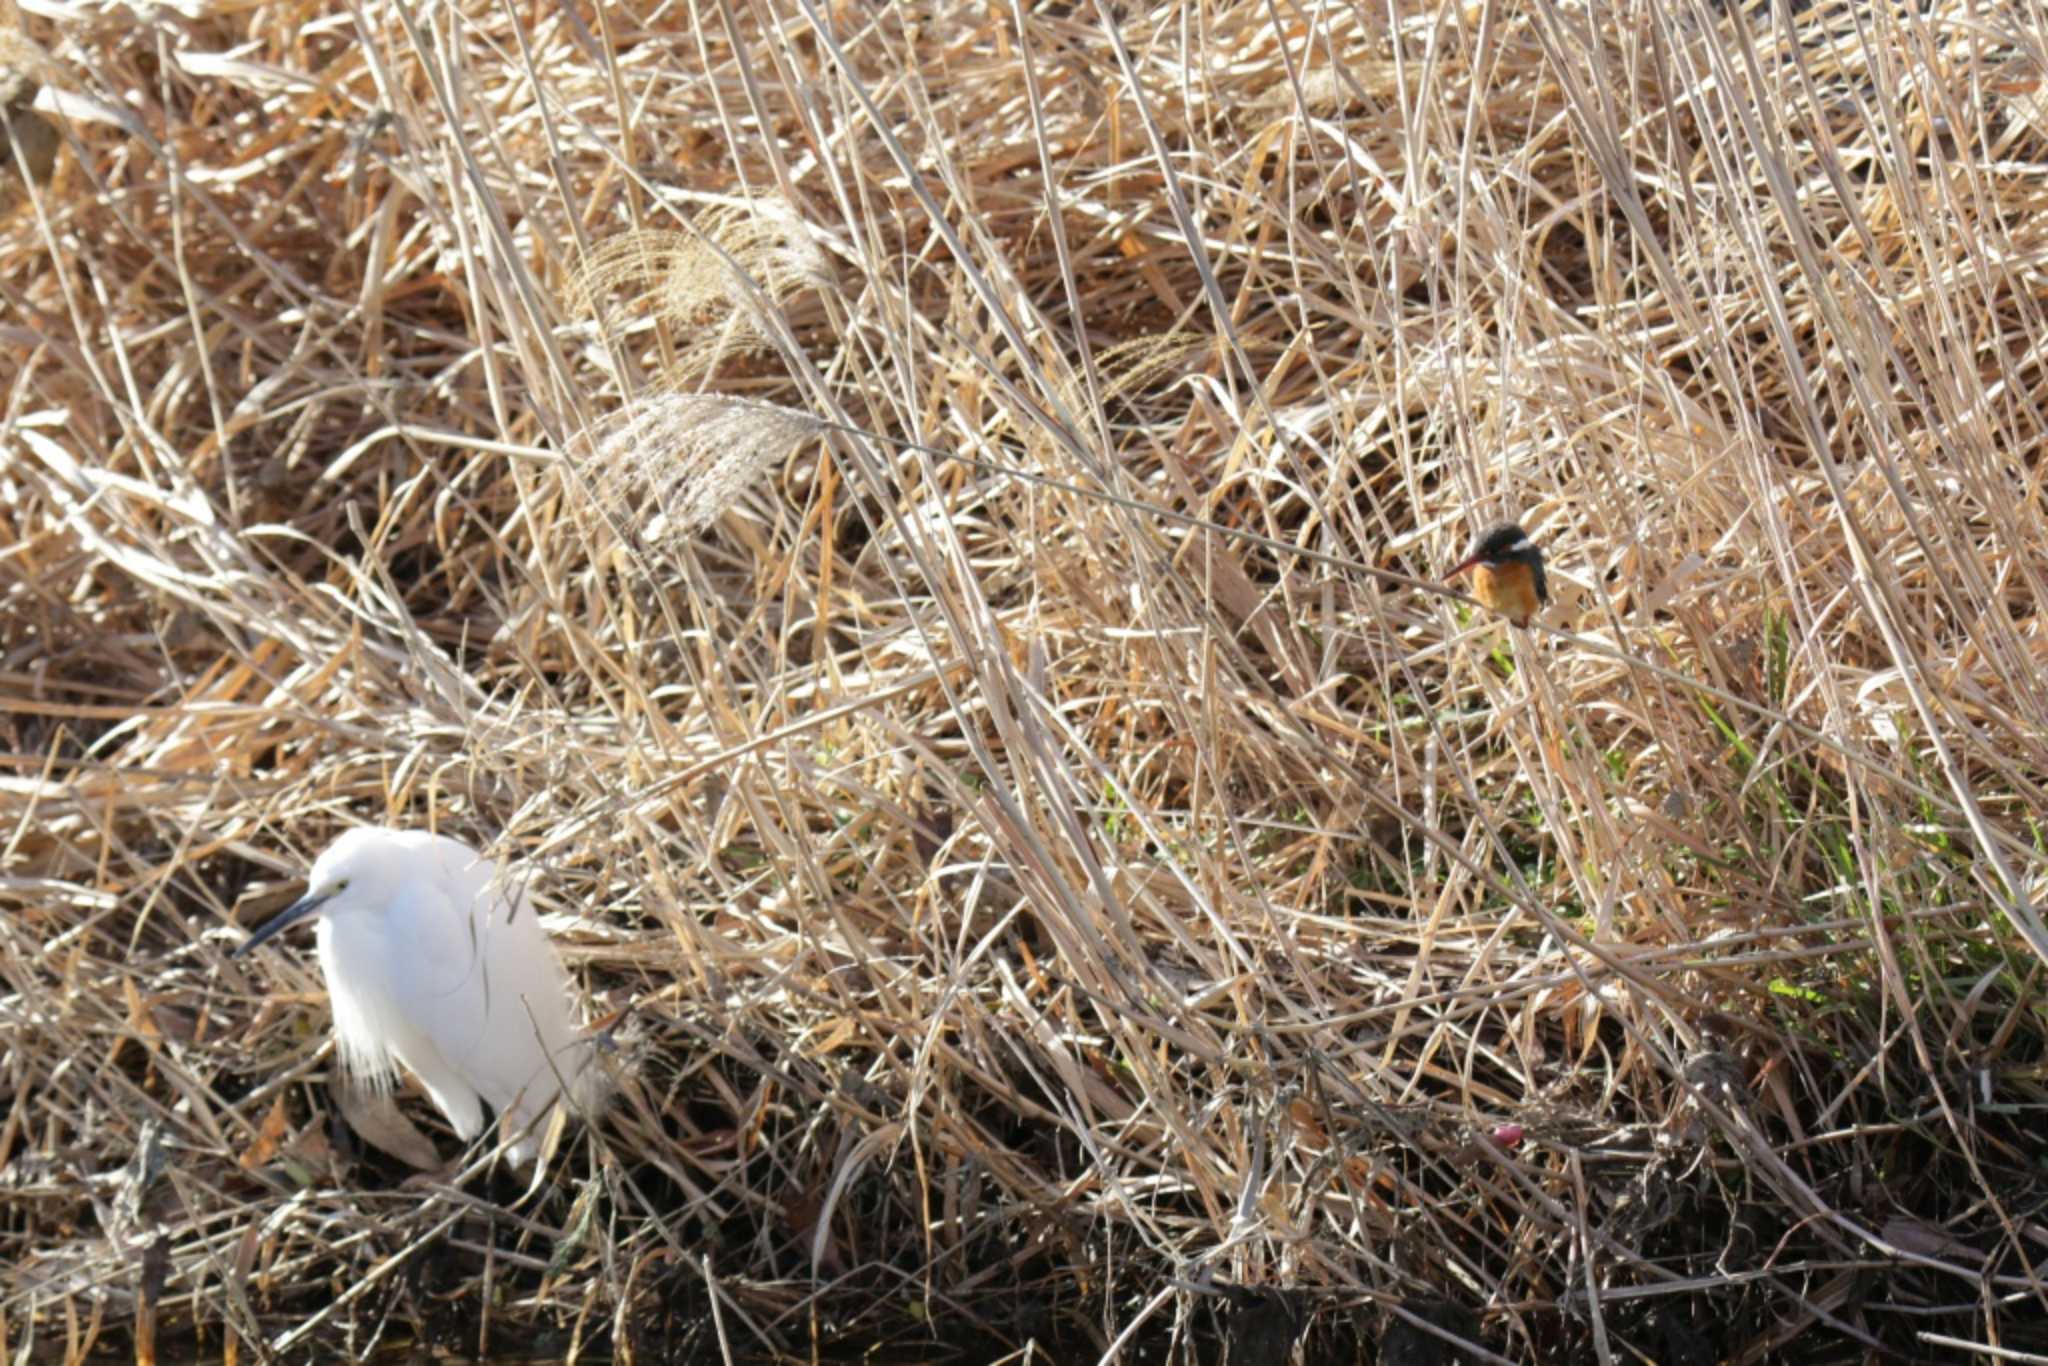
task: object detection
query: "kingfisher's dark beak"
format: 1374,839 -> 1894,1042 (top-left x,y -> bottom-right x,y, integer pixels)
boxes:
232,890 -> 334,958
1444,553 -> 1486,581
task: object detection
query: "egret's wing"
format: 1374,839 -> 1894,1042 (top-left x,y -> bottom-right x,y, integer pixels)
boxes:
378,872 -> 491,1139
390,832 -> 587,1161
458,882 -> 581,1131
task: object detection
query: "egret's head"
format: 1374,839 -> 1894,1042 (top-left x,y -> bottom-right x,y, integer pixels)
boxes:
231,827 -> 402,958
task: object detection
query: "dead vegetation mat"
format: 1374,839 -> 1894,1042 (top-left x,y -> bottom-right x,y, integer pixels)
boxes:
4,0 -> 2048,1360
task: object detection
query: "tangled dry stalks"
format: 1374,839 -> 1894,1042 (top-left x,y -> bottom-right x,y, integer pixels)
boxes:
4,0 -> 2047,1360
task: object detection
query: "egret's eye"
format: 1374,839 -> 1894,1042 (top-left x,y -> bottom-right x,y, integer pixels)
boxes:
335,878 -> 351,893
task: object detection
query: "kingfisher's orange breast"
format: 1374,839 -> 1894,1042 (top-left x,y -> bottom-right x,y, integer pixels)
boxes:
1471,560 -> 1541,627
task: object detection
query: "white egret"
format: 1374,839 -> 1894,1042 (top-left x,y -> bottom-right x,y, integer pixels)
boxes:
234,826 -> 598,1167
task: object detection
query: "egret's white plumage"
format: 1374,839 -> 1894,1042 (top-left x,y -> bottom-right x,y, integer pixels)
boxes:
236,826 -> 597,1166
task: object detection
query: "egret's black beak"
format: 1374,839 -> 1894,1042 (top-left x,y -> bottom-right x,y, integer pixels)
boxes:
232,890 -> 334,958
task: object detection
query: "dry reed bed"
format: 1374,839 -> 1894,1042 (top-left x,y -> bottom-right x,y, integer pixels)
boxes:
3,0 -> 2047,1359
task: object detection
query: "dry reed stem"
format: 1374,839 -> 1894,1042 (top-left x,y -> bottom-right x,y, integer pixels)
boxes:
3,0 -> 2048,1359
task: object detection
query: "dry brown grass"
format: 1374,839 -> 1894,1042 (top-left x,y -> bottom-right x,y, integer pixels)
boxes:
5,0 -> 2048,1360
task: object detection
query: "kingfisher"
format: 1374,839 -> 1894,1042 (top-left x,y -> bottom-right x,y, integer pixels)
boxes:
1445,522 -> 1547,627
